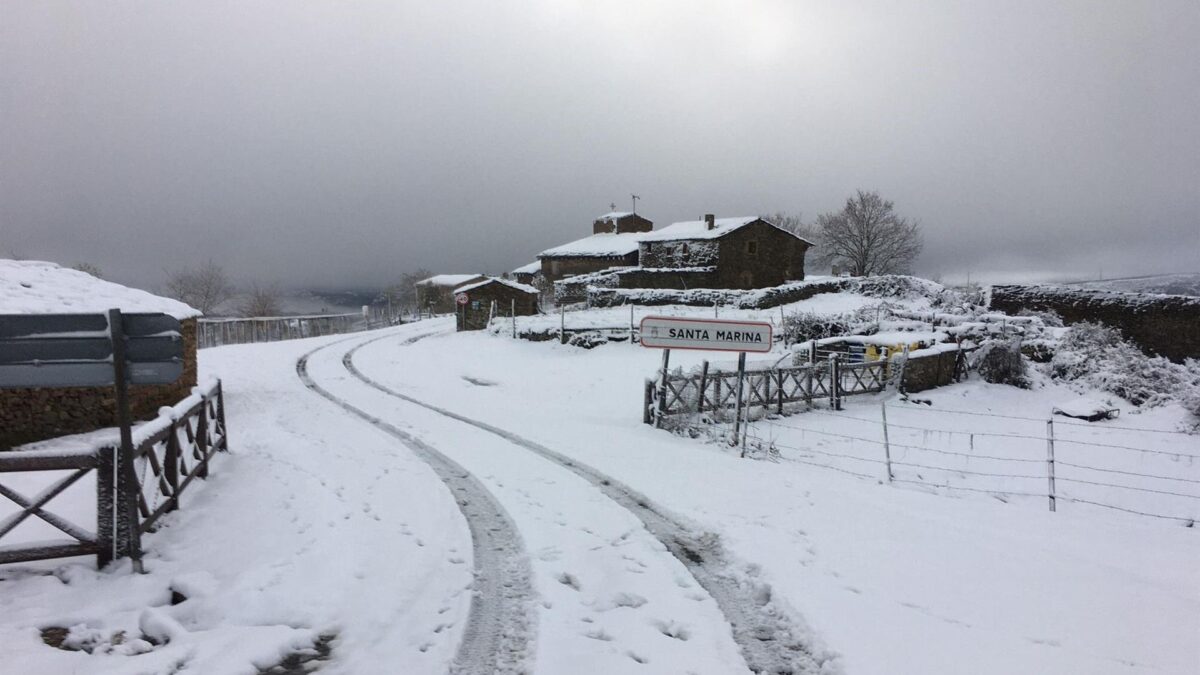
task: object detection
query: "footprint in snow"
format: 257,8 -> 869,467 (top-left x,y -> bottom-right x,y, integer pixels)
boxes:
557,572 -> 582,591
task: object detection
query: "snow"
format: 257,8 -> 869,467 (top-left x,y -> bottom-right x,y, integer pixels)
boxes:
537,232 -> 646,258
3,308 -> 1197,674
511,261 -> 541,275
637,216 -> 814,245
0,259 -> 200,319
594,211 -> 633,221
454,277 -> 539,295
415,273 -> 483,288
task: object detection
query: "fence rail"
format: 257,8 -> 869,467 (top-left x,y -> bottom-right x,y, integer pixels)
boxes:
0,380 -> 228,566
646,354 -> 949,424
198,314 -> 363,348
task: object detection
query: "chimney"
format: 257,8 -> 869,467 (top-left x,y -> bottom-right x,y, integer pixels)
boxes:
704,214 -> 715,230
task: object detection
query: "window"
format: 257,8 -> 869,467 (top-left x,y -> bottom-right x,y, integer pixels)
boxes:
746,240 -> 758,255
681,243 -> 690,256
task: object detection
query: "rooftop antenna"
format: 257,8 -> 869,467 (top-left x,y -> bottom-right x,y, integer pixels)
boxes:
610,202 -> 617,212
631,194 -> 640,214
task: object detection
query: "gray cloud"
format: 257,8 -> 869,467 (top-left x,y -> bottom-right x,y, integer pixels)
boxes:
3,1 -> 1197,291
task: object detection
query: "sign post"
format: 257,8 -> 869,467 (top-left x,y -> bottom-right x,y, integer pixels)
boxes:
639,316 -> 772,445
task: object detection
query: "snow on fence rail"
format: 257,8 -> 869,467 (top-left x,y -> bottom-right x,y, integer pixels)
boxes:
745,403 -> 1199,525
198,313 -> 362,348
0,380 -> 229,566
646,351 -> 965,424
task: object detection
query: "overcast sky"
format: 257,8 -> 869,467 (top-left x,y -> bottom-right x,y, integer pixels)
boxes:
2,1 -> 1197,290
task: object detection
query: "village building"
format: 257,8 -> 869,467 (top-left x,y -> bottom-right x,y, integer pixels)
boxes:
453,277 -> 540,331
537,212 -> 655,284
414,274 -> 486,314
550,214 -> 813,301
510,261 -> 542,286
635,215 -> 812,289
0,260 -> 201,449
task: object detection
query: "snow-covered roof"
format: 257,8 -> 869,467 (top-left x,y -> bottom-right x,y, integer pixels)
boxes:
416,274 -> 484,287
0,259 -> 201,319
595,211 -> 633,222
538,232 -> 647,258
455,277 -> 539,295
511,261 -> 541,275
638,216 -> 814,246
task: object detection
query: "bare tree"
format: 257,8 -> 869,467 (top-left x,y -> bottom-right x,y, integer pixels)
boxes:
394,268 -> 433,306
163,259 -> 235,316
239,283 -> 283,317
816,190 -> 922,276
71,262 -> 104,278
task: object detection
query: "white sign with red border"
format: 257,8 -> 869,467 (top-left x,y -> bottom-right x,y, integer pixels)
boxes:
455,293 -> 469,305
639,316 -> 772,353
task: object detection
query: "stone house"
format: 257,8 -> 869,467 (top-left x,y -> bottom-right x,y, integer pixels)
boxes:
453,277 -> 540,331
510,261 -> 542,286
636,215 -> 812,289
537,212 -> 655,284
0,260 -> 201,449
415,274 -> 486,314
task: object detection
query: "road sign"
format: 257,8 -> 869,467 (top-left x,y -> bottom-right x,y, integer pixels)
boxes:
455,293 -> 469,305
639,316 -> 773,353
0,312 -> 184,388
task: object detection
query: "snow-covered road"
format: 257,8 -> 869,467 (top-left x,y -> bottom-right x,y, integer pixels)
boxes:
300,323 -> 810,673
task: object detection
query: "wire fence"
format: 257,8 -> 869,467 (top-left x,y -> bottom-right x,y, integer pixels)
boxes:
743,401 -> 1199,526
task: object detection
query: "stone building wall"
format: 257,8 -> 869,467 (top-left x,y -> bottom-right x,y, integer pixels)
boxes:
714,221 -> 808,289
539,253 -> 639,285
457,283 -> 539,331
989,285 -> 1200,363
0,318 -> 199,450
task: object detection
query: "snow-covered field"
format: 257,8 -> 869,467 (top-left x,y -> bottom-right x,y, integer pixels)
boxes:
2,316 -> 1198,674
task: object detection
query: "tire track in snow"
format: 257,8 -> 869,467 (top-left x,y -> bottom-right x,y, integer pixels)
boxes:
296,331 -> 535,675
344,335 -> 837,675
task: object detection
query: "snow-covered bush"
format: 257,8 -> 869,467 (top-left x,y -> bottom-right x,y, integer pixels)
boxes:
971,340 -> 1030,388
782,312 -> 851,344
1049,323 -> 1200,407
1183,389 -> 1200,424
1016,307 -> 1064,327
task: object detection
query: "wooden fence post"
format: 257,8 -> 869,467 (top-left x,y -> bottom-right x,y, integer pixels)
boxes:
511,299 -> 516,339
827,355 -> 837,410
560,305 -> 566,344
216,381 -> 228,451
881,403 -> 894,482
164,421 -> 180,512
95,446 -> 116,568
697,360 -> 709,415
1046,419 -> 1057,512
643,379 -> 654,425
655,349 -> 671,428
776,370 -> 785,414
732,352 -> 747,445
196,398 -> 209,479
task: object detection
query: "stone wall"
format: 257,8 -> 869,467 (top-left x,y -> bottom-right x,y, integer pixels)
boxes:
900,346 -> 966,393
714,220 -> 808,289
990,284 -> 1200,363
0,319 -> 199,450
540,253 -> 639,285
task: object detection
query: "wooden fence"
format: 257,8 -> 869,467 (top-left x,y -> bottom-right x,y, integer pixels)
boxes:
645,350 -> 966,424
0,380 -> 228,567
198,314 -> 362,349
